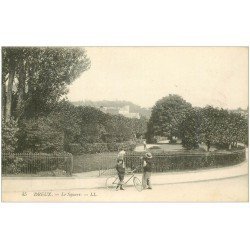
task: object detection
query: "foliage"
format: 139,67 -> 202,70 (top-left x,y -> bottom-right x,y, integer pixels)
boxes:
199,107 -> 248,150
73,100 -> 152,118
49,100 -> 82,146
17,117 -> 64,153
2,47 -> 91,120
11,99 -> 147,154
81,143 -> 109,154
67,141 -> 136,155
2,47 -> 149,155
77,106 -> 108,143
60,104 -> 148,146
148,94 -> 192,142
179,108 -> 202,149
179,106 -> 248,150
125,149 -> 246,172
2,153 -> 72,175
66,143 -> 85,155
73,149 -> 246,174
2,118 -> 19,154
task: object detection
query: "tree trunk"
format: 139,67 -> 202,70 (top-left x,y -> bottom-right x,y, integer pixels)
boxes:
16,59 -> 26,119
5,64 -> 15,122
2,78 -> 7,118
206,141 -> 210,152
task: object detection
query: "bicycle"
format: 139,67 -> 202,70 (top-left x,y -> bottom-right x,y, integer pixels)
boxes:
106,167 -> 143,192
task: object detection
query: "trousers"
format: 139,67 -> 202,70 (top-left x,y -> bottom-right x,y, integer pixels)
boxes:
118,173 -> 125,185
142,172 -> 152,189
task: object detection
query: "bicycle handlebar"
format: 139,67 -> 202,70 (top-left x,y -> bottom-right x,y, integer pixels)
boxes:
126,167 -> 141,174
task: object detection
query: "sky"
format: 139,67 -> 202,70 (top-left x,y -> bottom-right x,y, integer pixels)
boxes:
67,47 -> 248,109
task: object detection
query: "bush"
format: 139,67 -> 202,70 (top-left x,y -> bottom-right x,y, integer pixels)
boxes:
107,142 -> 119,152
125,149 -> 246,172
67,141 -> 137,155
82,143 -> 109,154
149,146 -> 162,150
2,153 -> 72,175
66,143 -> 84,155
17,117 -> 64,153
2,156 -> 23,174
2,118 -> 19,154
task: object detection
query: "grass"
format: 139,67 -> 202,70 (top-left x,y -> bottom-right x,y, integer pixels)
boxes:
73,144 -> 185,173
73,152 -> 118,173
151,143 -> 183,151
72,144 -> 245,174
4,144 -> 243,176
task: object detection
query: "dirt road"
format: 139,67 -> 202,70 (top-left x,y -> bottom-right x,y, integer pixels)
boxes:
3,175 -> 248,202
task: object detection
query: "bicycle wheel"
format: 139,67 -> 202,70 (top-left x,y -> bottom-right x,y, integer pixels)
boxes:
106,176 -> 118,190
133,176 -> 143,192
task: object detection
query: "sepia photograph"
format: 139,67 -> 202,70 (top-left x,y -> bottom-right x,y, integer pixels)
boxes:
1,46 -> 248,202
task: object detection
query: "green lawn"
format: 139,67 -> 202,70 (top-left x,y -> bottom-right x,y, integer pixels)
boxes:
72,144 -> 184,173
73,152 -> 118,173
154,143 -> 183,151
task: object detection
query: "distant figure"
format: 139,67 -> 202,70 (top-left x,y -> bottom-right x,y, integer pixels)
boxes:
143,140 -> 147,151
142,152 -> 153,189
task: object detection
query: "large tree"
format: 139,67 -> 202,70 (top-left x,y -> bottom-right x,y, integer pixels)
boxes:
180,106 -> 248,151
2,47 -> 91,121
147,94 -> 192,142
179,108 -> 202,149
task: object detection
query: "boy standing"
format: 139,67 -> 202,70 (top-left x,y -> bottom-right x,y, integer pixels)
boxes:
116,158 -> 125,190
142,152 -> 153,189
116,150 -> 126,190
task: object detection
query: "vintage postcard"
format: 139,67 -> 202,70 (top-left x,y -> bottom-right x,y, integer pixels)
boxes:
1,47 -> 248,202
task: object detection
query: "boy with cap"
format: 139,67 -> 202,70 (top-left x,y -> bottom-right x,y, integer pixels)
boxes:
115,149 -> 126,190
142,152 -> 153,189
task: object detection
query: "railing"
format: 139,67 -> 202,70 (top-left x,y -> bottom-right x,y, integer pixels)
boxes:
98,149 -> 246,176
97,154 -> 144,176
97,155 -> 120,176
97,154 -> 143,176
2,153 -> 73,175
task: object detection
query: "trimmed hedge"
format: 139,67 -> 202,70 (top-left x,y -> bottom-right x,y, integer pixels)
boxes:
2,153 -> 73,175
67,142 -> 136,155
125,149 -> 246,172
66,143 -> 84,155
82,143 -> 109,154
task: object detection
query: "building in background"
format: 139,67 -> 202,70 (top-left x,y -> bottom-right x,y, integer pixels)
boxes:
230,108 -> 248,119
100,105 -> 140,119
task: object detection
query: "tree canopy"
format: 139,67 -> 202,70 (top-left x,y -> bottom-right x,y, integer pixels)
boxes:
2,47 -> 91,121
147,94 -> 247,150
179,106 -> 248,150
147,94 -> 192,142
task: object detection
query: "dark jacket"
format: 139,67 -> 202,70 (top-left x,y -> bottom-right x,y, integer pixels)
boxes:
143,158 -> 152,172
116,162 -> 125,174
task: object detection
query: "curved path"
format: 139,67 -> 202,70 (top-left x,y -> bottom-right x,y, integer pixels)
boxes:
2,154 -> 248,202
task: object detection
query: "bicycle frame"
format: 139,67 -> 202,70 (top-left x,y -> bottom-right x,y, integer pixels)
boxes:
106,167 -> 142,191
112,167 -> 139,184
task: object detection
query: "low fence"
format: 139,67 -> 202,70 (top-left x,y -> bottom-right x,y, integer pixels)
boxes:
98,149 -> 246,176
5,149 -> 244,176
2,153 -> 73,175
72,153 -> 118,175
96,153 -> 142,176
